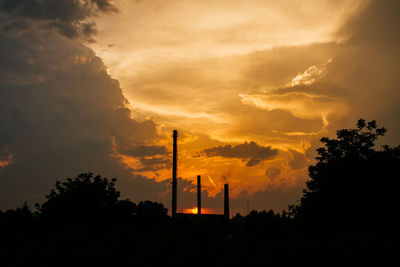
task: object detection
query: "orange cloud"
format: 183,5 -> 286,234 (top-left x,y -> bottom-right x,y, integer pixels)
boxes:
0,152 -> 12,168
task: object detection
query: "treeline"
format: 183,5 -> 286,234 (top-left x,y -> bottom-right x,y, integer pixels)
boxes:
1,119 -> 400,266
0,190 -> 296,267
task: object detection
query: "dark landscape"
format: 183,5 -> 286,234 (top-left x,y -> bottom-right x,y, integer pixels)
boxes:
1,120 -> 399,266
1,1 -> 400,266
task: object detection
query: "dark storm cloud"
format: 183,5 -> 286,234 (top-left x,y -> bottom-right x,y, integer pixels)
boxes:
322,0 -> 400,146
0,0 -> 117,39
338,0 -> 400,45
203,141 -> 278,167
121,145 -> 168,157
0,151 -> 9,161
0,24 -> 166,208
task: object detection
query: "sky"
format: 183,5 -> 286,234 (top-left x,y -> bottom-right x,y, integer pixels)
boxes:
1,0 -> 400,215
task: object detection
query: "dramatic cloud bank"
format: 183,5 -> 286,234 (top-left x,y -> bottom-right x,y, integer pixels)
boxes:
91,0 -> 400,211
1,0 -> 399,214
0,2 -> 170,209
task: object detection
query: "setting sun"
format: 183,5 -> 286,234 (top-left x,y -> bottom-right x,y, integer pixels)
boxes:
182,207 -> 219,214
186,207 -> 198,214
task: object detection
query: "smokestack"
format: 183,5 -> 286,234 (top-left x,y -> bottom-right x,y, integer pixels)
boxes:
224,184 -> 229,221
172,130 -> 178,218
197,175 -> 201,215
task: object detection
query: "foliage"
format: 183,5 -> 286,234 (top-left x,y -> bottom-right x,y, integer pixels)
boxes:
290,119 -> 400,265
37,173 -> 123,223
314,119 -> 386,163
291,119 -> 399,217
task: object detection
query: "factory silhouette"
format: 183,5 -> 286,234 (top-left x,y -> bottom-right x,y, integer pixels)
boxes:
171,130 -> 230,221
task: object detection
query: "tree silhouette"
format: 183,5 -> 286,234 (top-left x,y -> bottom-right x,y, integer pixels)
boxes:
290,119 -> 400,265
35,172 -> 171,228
37,173 -> 127,224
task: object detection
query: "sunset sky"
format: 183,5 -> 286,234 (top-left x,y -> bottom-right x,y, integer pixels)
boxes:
1,0 -> 399,215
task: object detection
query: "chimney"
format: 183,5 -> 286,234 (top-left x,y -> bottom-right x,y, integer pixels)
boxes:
224,184 -> 229,221
197,175 -> 201,215
172,130 -> 178,218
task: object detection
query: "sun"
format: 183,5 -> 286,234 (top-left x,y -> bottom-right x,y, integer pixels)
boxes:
189,207 -> 198,214
182,207 -> 198,214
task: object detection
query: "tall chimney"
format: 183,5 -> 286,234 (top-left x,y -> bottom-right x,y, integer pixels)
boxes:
224,184 -> 229,221
172,130 -> 178,218
197,175 -> 201,215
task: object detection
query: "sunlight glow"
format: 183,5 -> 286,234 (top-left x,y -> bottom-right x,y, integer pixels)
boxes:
182,207 -> 219,214
87,0 -> 369,204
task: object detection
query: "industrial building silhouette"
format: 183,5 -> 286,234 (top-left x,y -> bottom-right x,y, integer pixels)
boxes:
171,130 -> 229,221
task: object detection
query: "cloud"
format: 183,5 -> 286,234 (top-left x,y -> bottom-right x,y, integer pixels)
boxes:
288,150 -> 308,170
289,58 -> 331,87
265,167 -> 281,180
239,72 -> 349,125
337,0 -> 399,45
115,145 -> 170,173
92,0 -> 364,62
2,0 -> 400,215
0,0 -> 117,40
317,0 -> 400,146
0,20 -> 168,208
236,0 -> 400,145
203,141 -> 278,167
111,0 -> 400,212
116,42 -> 338,149
121,145 -> 168,157
0,151 -> 12,168
137,157 -> 171,172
